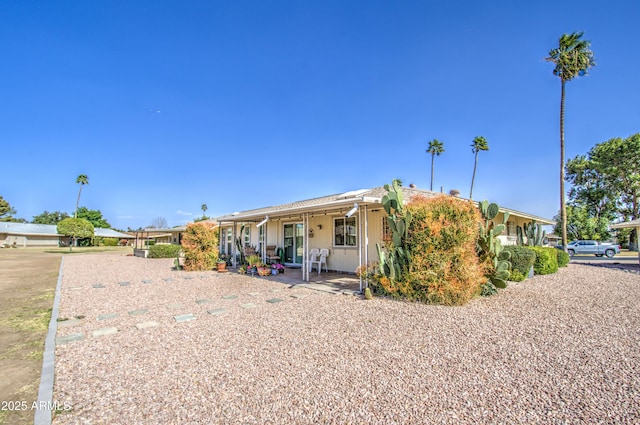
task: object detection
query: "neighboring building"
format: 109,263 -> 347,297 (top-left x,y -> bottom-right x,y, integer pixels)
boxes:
133,227 -> 186,249
215,186 -> 555,282
0,222 -> 134,247
0,223 -> 62,247
611,219 -> 640,263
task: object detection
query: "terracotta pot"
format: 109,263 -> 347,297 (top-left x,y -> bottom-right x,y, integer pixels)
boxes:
217,262 -> 227,272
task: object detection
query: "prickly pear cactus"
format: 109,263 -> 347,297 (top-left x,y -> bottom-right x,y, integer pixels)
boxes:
376,181 -> 412,281
477,200 -> 511,290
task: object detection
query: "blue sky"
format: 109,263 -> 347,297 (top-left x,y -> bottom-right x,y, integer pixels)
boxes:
2,1 -> 638,230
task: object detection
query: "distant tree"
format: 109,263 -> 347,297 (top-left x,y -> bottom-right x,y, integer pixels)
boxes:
426,139 -> 445,191
149,217 -> 168,229
57,218 -> 94,252
469,136 -> 489,199
546,31 -> 596,251
32,211 -> 70,225
566,133 -> 640,248
0,196 -> 17,221
76,207 -> 111,228
74,174 -> 89,218
201,203 -> 208,220
553,205 -> 610,241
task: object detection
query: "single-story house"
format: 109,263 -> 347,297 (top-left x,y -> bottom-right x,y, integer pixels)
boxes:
0,222 -> 134,247
215,186 -> 555,285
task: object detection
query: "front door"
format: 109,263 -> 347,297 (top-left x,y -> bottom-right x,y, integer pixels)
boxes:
283,223 -> 304,266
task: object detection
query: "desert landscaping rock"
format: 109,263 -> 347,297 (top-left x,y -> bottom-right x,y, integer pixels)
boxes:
266,298 -> 283,304
239,303 -> 257,309
118,281 -> 131,286
222,294 -> 238,300
53,254 -> 640,424
128,309 -> 148,316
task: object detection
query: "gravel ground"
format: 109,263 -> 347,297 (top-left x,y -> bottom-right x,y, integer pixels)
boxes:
52,253 -> 640,424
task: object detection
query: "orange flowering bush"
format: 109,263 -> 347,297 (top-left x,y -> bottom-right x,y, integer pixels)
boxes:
370,195 -> 486,305
181,222 -> 219,271
404,195 -> 485,305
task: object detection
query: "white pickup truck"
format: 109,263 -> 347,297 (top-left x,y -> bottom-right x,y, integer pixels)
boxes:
567,240 -> 620,257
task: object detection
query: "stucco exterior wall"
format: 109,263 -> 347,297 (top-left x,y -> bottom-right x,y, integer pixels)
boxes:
0,234 -> 59,247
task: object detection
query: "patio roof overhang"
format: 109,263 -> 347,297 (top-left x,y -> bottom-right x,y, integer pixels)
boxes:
499,207 -> 556,226
611,219 -> 640,229
216,196 -> 383,224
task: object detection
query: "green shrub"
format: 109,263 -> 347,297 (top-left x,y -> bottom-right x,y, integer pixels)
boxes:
380,195 -> 484,306
529,246 -> 559,275
503,246 -> 536,282
102,238 -> 118,247
509,269 -> 527,282
556,249 -> 570,268
149,244 -> 182,258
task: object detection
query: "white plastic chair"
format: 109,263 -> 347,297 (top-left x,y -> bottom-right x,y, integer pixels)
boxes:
307,248 -> 320,273
317,248 -> 329,273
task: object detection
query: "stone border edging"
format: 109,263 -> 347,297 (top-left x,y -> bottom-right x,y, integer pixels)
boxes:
34,256 -> 63,425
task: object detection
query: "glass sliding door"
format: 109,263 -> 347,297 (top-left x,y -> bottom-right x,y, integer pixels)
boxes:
283,223 -> 304,265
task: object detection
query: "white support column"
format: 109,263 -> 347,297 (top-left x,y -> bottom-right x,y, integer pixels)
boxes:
358,208 -> 363,293
232,222 -> 237,268
637,226 -> 640,266
364,204 -> 369,291
304,213 -> 309,282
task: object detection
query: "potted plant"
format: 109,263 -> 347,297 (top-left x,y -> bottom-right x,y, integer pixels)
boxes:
217,254 -> 231,272
271,263 -> 285,274
217,257 -> 227,272
246,255 -> 261,274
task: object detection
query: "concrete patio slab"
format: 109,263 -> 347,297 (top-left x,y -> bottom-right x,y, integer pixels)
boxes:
174,314 -> 196,323
92,327 -> 118,337
135,321 -> 160,330
55,333 -> 84,345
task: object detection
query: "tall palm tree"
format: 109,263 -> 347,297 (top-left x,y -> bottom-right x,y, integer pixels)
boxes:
469,136 -> 488,199
426,139 -> 445,191
74,174 -> 89,218
546,32 -> 595,252
201,203 -> 208,220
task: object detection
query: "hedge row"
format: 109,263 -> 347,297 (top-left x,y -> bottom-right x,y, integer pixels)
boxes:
503,246 -> 535,282
504,245 -> 569,281
149,244 -> 182,258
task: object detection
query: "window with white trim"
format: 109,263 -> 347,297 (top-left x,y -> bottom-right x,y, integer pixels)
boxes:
334,217 -> 357,246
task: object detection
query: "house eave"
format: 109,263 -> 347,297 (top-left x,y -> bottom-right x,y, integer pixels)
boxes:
216,196 -> 383,223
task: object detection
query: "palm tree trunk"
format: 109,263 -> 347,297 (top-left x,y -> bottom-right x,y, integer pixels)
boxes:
75,186 -> 83,219
470,153 -> 478,199
560,81 -> 568,252
430,154 -> 435,191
